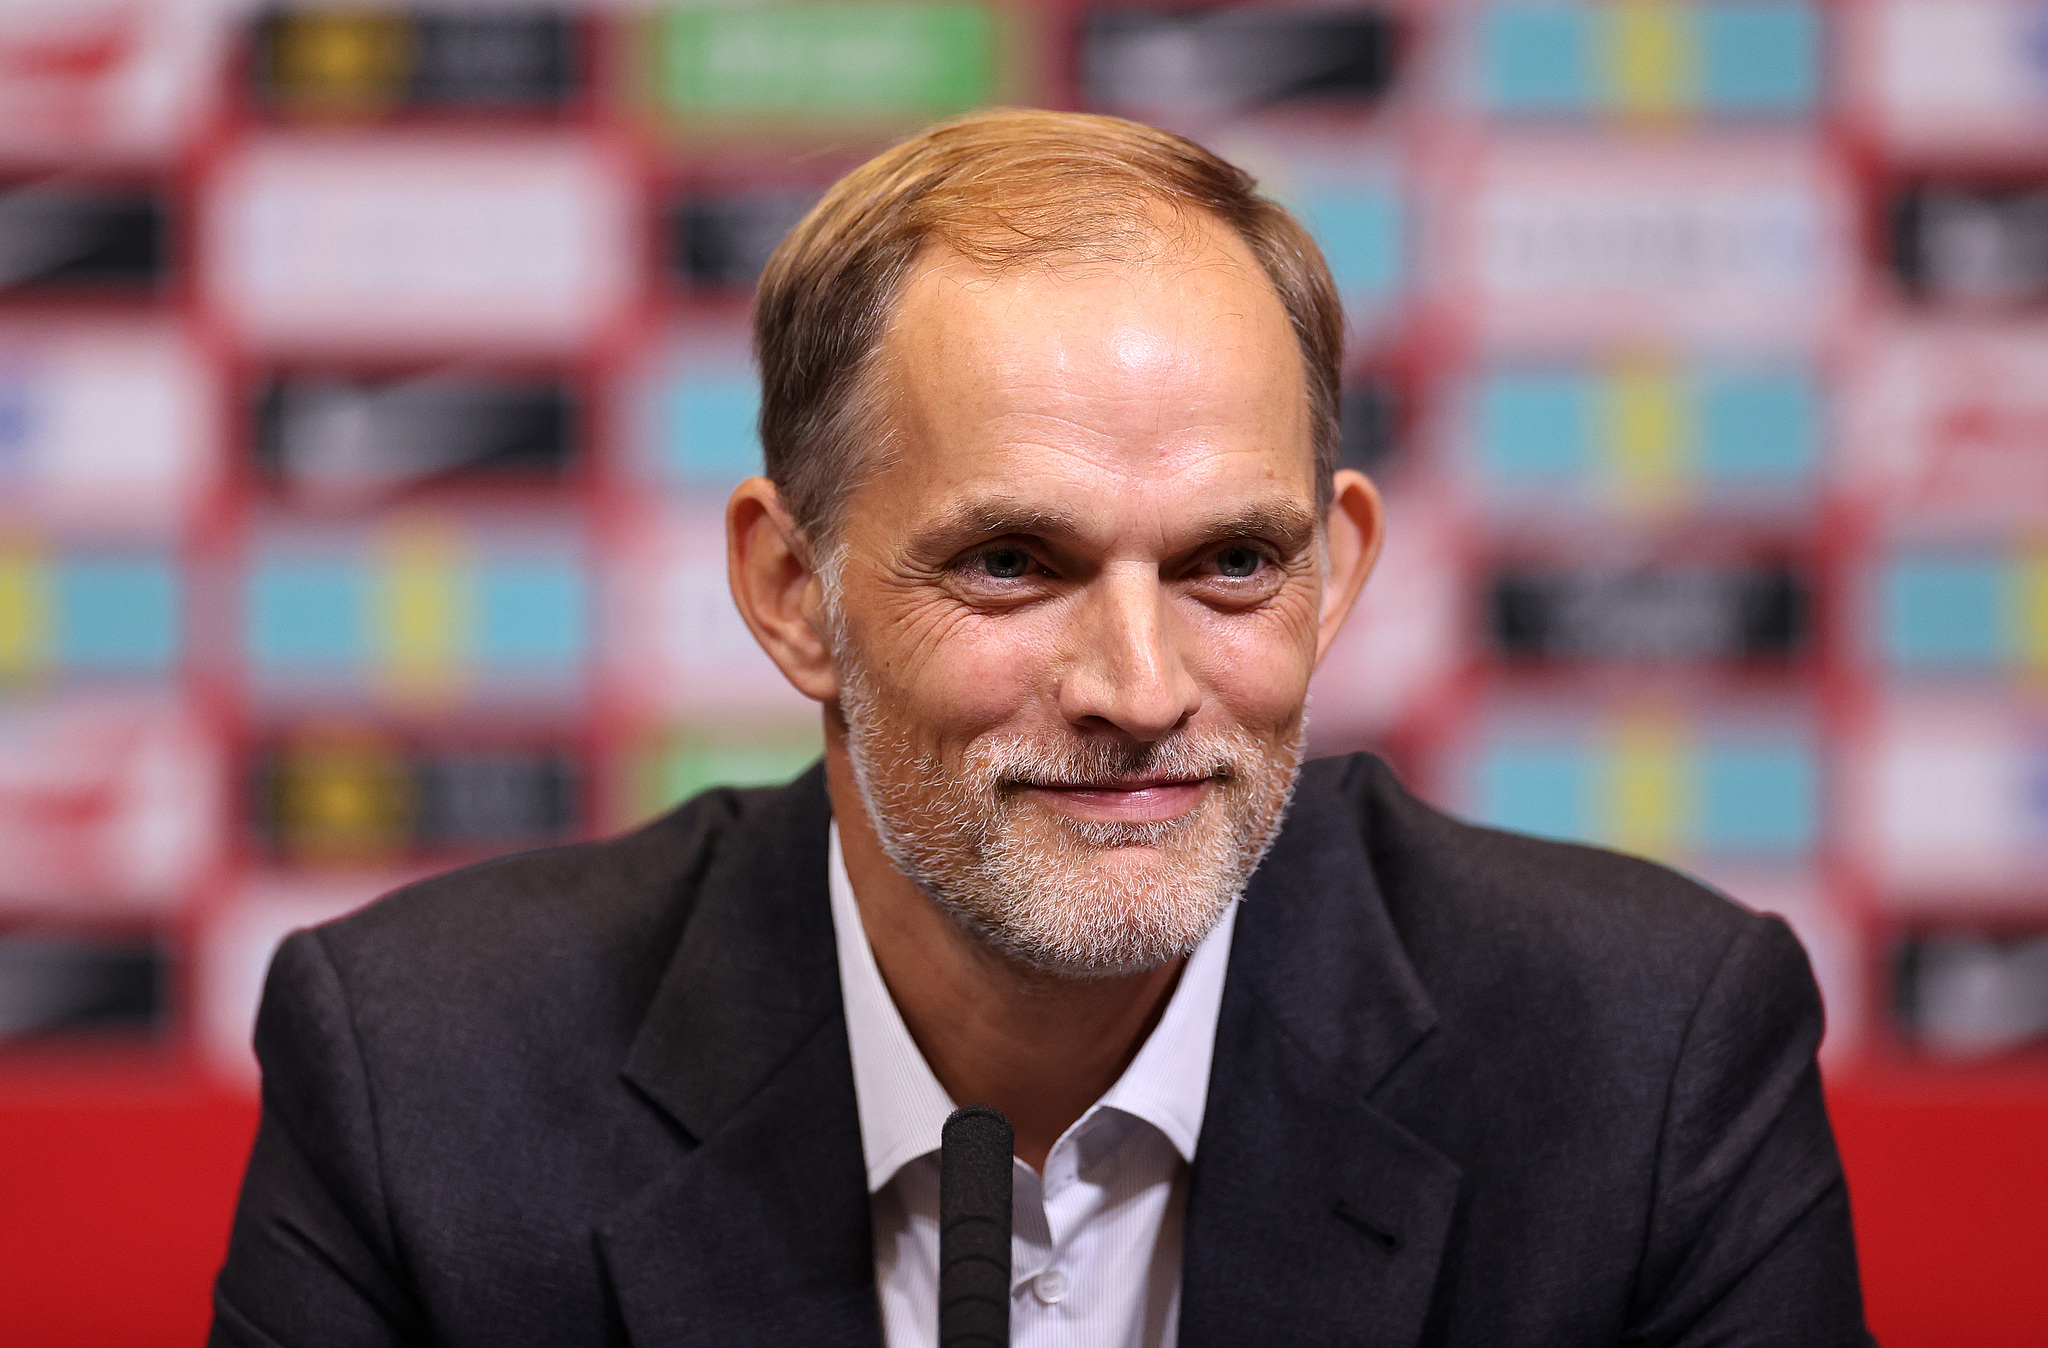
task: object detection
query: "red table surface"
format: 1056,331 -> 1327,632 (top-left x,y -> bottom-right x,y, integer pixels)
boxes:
0,1076 -> 2041,1345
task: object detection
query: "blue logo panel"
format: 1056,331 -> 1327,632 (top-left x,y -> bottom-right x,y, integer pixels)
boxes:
1481,4 -> 1593,112
1881,557 -> 2002,669
248,559 -> 367,672
1699,743 -> 1816,854
1477,742 -> 1592,842
1479,372 -> 1592,482
1697,371 -> 1819,483
1701,2 -> 1820,112
56,558 -> 181,673
662,376 -> 762,491
1300,188 -> 1403,304
476,559 -> 587,669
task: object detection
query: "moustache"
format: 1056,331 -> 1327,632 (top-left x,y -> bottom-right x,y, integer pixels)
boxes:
964,730 -> 1266,793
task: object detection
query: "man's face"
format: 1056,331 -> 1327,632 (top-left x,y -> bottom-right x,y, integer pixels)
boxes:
826,215 -> 1327,977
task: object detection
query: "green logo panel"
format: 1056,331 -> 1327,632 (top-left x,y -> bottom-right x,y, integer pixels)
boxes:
654,2 -> 999,121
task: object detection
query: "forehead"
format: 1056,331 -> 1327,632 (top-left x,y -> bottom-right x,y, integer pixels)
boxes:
866,213 -> 1315,524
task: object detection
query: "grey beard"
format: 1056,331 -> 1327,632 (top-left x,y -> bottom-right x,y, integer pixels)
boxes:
835,644 -> 1302,978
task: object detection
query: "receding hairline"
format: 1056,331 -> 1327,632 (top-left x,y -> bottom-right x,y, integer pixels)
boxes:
903,195 -> 1290,323
752,108 -> 1346,551
892,194 -> 1291,303
854,206 -> 1315,517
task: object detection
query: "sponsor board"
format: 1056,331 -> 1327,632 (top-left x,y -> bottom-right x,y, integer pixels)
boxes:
204,135 -> 637,356
0,695 -> 220,912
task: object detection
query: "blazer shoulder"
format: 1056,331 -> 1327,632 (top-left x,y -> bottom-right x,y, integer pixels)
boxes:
1302,752 -> 1783,1009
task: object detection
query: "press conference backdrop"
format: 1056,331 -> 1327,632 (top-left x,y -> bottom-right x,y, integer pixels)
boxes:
0,1 -> 2041,1342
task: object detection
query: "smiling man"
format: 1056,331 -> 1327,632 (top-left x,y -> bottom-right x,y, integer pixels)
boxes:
213,112 -> 1870,1347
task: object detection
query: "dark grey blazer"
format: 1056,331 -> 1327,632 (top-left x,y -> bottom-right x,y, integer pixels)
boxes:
211,754 -> 1870,1346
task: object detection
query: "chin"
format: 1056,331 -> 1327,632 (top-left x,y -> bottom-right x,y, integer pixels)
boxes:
1051,846 -> 1201,901
955,817 -> 1242,978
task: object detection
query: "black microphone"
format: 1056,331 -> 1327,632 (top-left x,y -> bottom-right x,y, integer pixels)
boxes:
939,1104 -> 1013,1348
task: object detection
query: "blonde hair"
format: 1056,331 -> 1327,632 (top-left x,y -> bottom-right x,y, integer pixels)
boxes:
753,108 -> 1344,545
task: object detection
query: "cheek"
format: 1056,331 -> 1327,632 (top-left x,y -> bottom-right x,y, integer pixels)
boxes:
1183,598 -> 1319,731
914,636 -> 1034,731
860,600 -> 1043,740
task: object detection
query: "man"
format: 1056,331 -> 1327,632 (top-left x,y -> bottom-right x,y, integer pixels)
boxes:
212,111 -> 1870,1346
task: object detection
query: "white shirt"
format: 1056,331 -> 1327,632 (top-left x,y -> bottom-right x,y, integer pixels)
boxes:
828,825 -> 1237,1348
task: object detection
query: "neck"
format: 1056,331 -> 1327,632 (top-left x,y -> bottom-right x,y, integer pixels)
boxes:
824,730 -> 1184,1173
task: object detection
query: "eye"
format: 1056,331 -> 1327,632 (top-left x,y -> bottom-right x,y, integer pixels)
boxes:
974,546 -> 1034,579
1213,545 -> 1265,579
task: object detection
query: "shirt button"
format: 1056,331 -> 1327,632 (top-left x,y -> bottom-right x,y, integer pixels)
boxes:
1032,1269 -> 1068,1305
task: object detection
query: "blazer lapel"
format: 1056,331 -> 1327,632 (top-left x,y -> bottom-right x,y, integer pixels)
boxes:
597,767 -> 884,1348
1182,767 -> 1462,1348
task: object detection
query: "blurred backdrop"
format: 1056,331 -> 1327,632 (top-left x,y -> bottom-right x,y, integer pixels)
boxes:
0,0 -> 2043,1341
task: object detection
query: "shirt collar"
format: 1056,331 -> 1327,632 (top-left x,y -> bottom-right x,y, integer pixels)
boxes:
828,822 -> 1237,1194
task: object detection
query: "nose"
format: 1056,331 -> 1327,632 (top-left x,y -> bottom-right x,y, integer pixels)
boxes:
1055,565 -> 1202,741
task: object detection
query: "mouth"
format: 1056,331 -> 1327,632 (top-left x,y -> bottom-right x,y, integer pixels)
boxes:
1017,773 -> 1217,825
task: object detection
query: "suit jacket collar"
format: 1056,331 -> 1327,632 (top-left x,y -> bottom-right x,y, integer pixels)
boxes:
597,755 -> 1460,1347
601,764 -> 884,1348
617,763 -> 842,1141
1181,759 -> 1462,1348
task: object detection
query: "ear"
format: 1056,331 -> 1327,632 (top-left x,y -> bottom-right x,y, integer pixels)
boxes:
726,477 -> 839,702
1315,468 -> 1386,666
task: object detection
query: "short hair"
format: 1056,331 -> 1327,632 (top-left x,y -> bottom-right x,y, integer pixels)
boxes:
752,108 -> 1344,547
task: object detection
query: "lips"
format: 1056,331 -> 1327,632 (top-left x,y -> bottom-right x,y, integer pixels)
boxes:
1035,774 -> 1207,793
1023,775 -> 1214,824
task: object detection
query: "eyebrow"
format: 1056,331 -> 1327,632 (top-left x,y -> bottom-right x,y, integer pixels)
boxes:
915,498 -> 1084,547
1190,502 -> 1321,554
905,494 -> 1321,557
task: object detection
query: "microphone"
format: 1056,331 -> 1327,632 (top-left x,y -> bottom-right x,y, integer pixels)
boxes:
939,1104 -> 1013,1348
